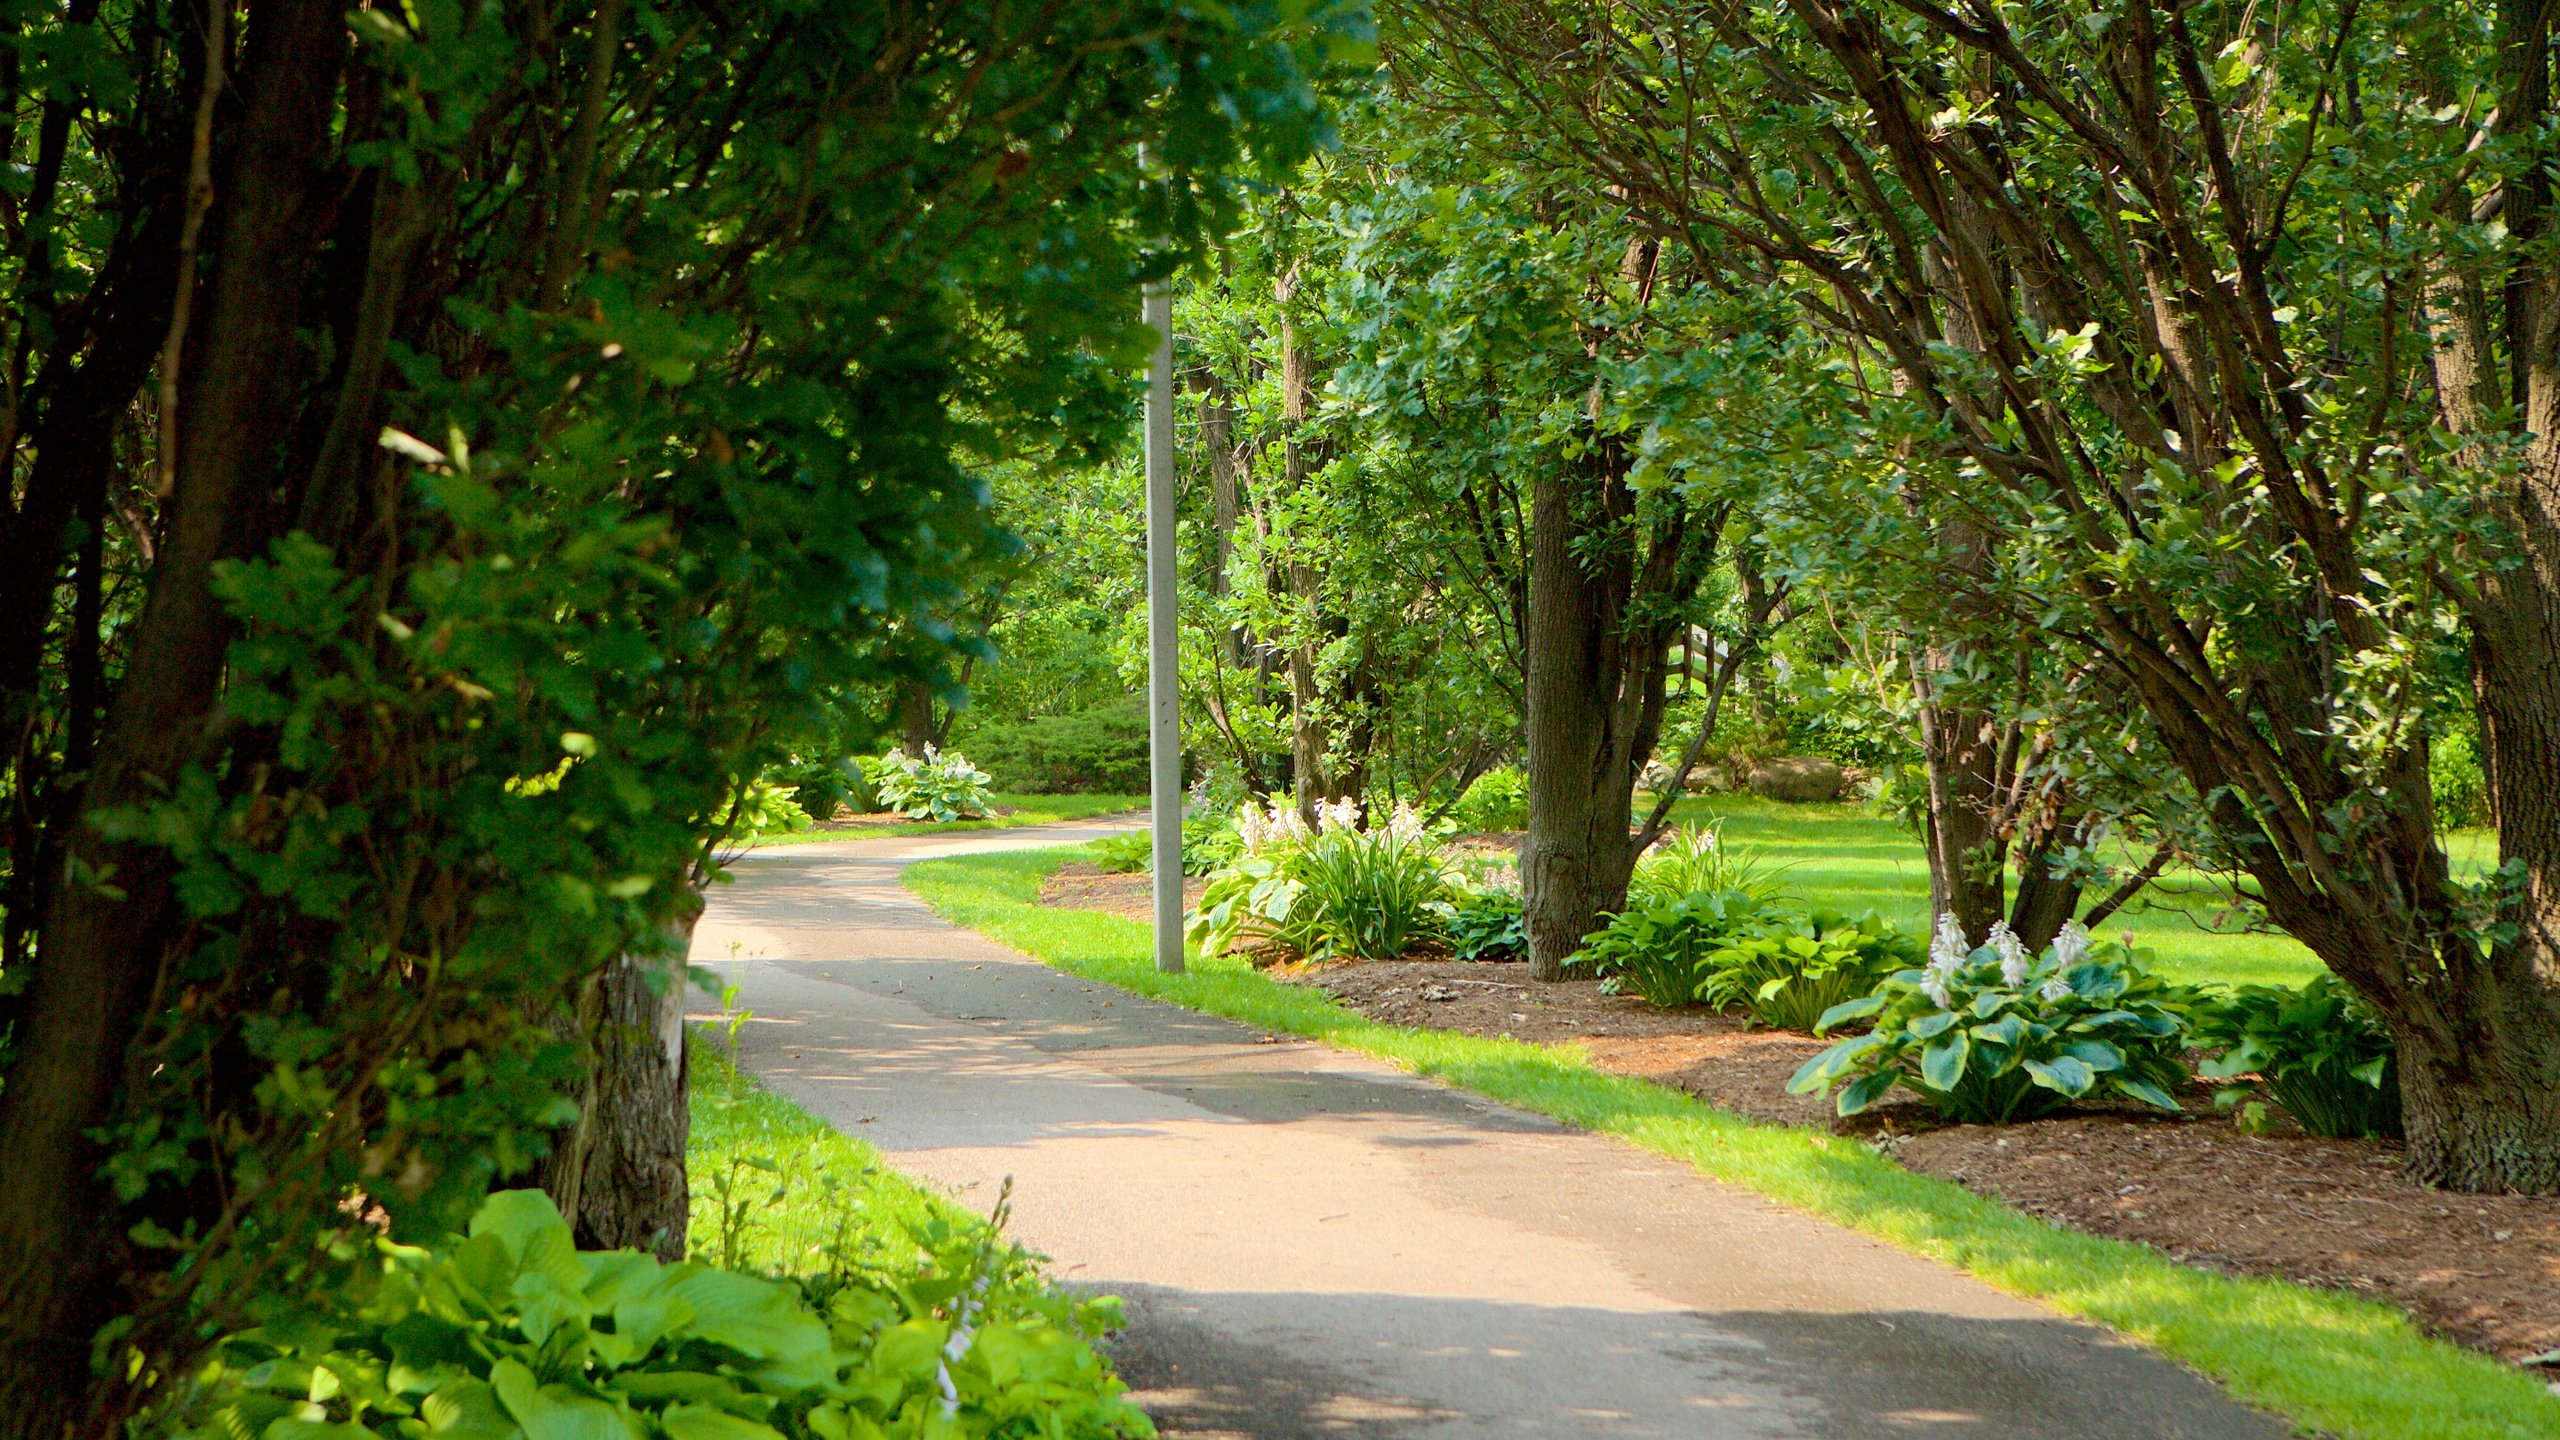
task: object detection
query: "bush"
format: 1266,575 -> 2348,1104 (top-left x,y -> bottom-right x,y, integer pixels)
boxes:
1186,800 -> 1455,962
1449,765 -> 1528,831
964,698 -> 1149,793
1695,909 -> 1921,1031
1625,823 -> 1782,908
867,745 -> 996,821
174,1189 -> 1152,1440
1448,888 -> 1527,961
764,754 -> 871,821
2193,975 -> 2403,1139
1790,920 -> 2192,1123
1568,890 -> 1789,1008
720,776 -> 816,837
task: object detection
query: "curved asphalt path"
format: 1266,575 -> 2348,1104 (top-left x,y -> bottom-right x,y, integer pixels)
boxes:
691,820 -> 2288,1440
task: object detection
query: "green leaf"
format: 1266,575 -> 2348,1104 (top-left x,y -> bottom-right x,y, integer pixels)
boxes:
490,1358 -> 630,1440
1919,1033 -> 1970,1091
2113,1077 -> 2185,1113
2059,1038 -> 2125,1073
659,1405 -> 787,1440
1836,1068 -> 1898,1116
1811,993 -> 1883,1034
2023,1055 -> 2096,1097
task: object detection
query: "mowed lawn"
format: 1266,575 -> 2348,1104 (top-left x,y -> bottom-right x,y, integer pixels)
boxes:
1655,794 -> 2500,990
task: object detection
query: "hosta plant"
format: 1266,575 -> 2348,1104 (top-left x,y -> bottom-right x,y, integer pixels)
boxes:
1095,811 -> 1245,876
173,1189 -> 1151,1440
1448,887 -> 1527,961
1696,909 -> 1920,1032
1187,802 -> 1454,962
1789,919 -> 2192,1123
868,744 -> 996,821
1568,890 -> 1787,1008
718,777 -> 815,838
2192,975 -> 2403,1139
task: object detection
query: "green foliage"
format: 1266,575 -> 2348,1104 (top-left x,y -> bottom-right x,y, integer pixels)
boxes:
1448,766 -> 1528,831
1090,813 -> 1240,877
1694,910 -> 1921,1033
962,698 -> 1152,794
1791,923 -> 2192,1124
763,757 -> 871,825
867,747 -> 997,823
720,779 -> 817,839
1626,823 -> 1782,908
1187,813 -> 1456,962
174,1188 -> 1152,1440
1447,888 -> 1526,961
2430,721 -> 2491,832
1568,890 -> 1787,1008
2194,977 -> 2403,1141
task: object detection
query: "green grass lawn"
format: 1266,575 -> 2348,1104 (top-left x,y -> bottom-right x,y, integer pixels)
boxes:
905,843 -> 2554,1440
745,791 -> 1143,846
1650,794 -> 2500,989
687,1035 -> 986,1271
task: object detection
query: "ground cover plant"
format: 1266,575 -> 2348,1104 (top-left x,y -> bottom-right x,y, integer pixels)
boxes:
1793,920 -> 2193,1123
2194,977 -> 2405,1141
1447,888 -> 1528,961
869,746 -> 999,823
905,845 -> 2553,1440
178,1044 -> 1150,1440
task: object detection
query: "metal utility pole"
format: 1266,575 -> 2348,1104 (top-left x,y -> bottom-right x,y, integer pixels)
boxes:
1144,274 -> 1185,973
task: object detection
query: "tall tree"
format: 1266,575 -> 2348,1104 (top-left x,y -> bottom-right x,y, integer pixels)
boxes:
0,1 -> 1355,1430
1417,0 -> 2560,1190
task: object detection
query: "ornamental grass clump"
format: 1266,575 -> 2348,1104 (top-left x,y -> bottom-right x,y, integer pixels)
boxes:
1625,822 -> 1784,908
1186,798 -> 1456,962
1789,918 -> 2193,1123
869,745 -> 997,821
2192,975 -> 2403,1139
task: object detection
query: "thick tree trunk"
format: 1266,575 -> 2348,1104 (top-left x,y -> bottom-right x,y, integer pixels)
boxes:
1910,649 -> 2007,938
540,911 -> 700,1258
2395,1003 -> 2560,1193
0,12 -> 349,1429
895,680 -> 940,754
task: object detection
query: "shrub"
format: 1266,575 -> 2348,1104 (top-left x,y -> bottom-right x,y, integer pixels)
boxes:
1448,888 -> 1527,961
867,745 -> 996,821
1568,890 -> 1789,1008
963,698 -> 1149,793
1187,801 -> 1455,962
720,777 -> 816,837
1696,909 -> 1921,1032
764,754 -> 870,821
1625,823 -> 1782,908
2193,975 -> 2403,1139
1449,765 -> 1528,831
173,1189 -> 1151,1440
1790,919 -> 2192,1123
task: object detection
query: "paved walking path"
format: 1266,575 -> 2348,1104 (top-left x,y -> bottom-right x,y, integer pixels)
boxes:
694,822 -> 2286,1439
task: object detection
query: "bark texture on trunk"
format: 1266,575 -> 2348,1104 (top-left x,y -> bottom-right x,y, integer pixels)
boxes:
0,9 -> 350,1424
540,912 -> 700,1259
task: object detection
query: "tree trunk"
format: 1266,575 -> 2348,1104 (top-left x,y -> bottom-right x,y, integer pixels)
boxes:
1911,647 -> 2008,938
894,680 -> 940,753
1521,460 -> 1653,980
0,10 -> 349,1427
540,911 -> 700,1258
2395,1000 -> 2560,1193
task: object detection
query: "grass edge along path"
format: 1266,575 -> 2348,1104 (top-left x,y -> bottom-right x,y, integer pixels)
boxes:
904,845 -> 2553,1440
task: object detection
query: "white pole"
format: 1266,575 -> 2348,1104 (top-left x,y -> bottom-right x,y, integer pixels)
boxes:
1144,274 -> 1185,974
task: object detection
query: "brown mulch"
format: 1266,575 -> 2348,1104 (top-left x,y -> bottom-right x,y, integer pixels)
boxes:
1031,864 -> 2560,1366
1039,861 -> 1206,920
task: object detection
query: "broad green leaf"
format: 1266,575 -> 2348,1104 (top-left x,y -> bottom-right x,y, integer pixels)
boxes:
1836,1068 -> 1898,1116
1919,1033 -> 1970,1091
2023,1055 -> 2096,1097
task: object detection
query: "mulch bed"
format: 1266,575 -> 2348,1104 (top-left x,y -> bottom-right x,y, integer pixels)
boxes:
1037,864 -> 2560,1368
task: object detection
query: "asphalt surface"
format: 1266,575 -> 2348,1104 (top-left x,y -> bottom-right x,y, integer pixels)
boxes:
694,821 -> 2289,1440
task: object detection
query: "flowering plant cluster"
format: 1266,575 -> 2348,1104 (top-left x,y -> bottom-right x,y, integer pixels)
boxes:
1787,916 -> 2194,1123
868,745 -> 996,822
1189,797 -> 1452,962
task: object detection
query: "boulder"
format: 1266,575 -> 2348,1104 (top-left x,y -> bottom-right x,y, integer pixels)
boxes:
1746,756 -> 1846,803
